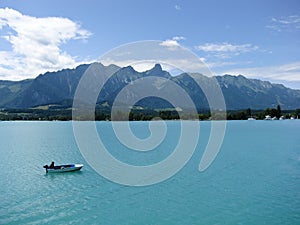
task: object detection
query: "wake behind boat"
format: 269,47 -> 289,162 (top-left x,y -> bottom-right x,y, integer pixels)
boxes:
43,162 -> 83,173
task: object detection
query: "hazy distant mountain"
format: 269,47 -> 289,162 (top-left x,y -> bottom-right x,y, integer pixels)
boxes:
215,75 -> 300,110
0,63 -> 299,110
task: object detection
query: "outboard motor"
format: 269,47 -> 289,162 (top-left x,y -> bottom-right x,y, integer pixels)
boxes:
43,164 -> 49,173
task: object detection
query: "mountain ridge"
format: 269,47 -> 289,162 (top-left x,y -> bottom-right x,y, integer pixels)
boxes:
0,62 -> 300,110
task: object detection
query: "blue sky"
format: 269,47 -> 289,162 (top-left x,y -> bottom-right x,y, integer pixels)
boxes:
0,0 -> 300,89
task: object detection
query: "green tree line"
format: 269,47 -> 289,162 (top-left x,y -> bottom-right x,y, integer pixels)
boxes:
1,105 -> 299,121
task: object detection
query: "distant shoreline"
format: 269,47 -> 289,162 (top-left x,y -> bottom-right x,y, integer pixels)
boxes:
1,107 -> 299,121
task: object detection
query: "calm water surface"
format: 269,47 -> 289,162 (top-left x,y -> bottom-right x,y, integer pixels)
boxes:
0,120 -> 299,224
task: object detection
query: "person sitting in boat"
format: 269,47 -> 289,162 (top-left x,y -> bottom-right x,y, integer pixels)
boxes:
49,161 -> 55,168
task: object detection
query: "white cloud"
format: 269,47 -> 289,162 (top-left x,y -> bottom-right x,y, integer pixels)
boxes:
267,15 -> 300,32
159,36 -> 186,50
195,42 -> 259,59
196,42 -> 258,53
173,36 -> 185,41
0,7 -> 92,80
160,39 -> 180,48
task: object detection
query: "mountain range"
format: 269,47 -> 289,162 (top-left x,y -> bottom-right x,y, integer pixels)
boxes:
0,62 -> 300,110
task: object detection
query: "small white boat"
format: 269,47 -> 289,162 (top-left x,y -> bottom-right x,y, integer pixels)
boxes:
264,115 -> 272,120
43,163 -> 83,173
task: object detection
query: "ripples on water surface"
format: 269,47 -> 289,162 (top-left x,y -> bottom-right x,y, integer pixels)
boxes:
0,120 -> 299,224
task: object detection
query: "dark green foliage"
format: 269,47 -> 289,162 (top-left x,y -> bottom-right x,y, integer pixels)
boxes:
277,105 -> 282,118
1,107 -> 299,121
227,110 -> 248,120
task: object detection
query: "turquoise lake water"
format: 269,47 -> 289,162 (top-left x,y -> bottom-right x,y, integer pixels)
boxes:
1,120 -> 299,224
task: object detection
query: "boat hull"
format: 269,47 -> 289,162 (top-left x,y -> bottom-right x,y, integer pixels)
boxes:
45,164 -> 83,173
